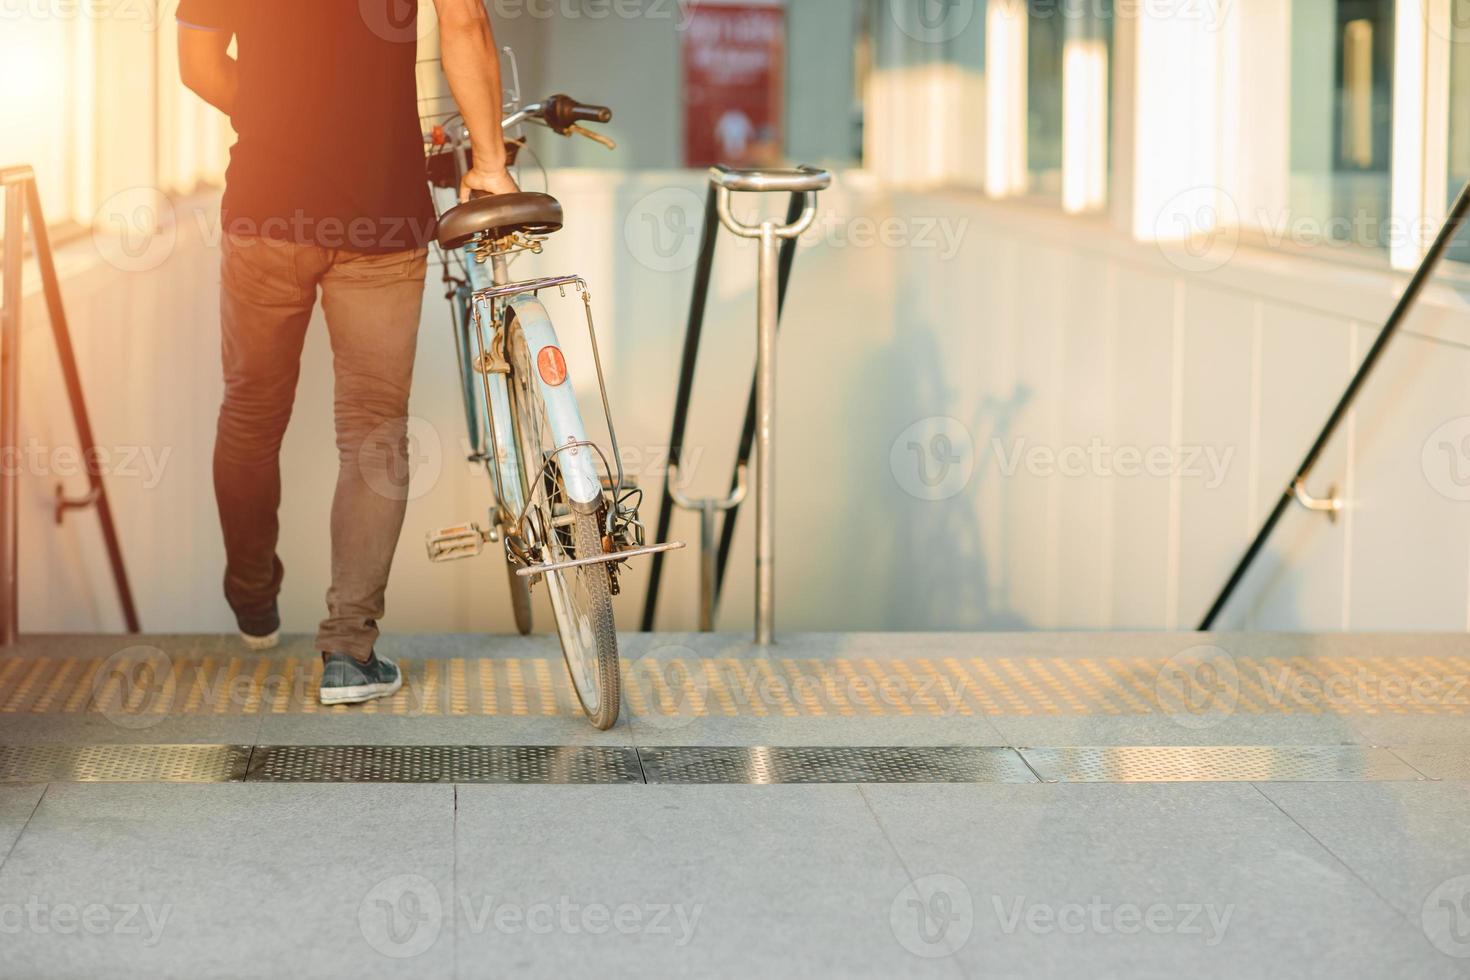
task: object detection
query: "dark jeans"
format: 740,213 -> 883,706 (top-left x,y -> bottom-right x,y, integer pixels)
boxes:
214,234 -> 428,661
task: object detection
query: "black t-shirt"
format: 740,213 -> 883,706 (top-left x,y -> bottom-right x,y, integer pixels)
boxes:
177,0 -> 435,252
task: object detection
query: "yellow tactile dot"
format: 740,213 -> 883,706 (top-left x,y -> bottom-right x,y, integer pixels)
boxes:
2,659 -> 48,712
888,660 -> 941,716
478,659 -> 499,715
969,658 -> 1029,715
31,658 -> 78,714
62,660 -> 99,714
271,658 -> 297,714
1105,657 -> 1161,711
810,659 -> 857,717
449,658 -> 470,716
0,658 -> 27,700
531,659 -> 557,716
670,659 -> 709,716
1028,659 -> 1091,715
914,658 -> 972,717
1050,659 -> 1116,715
781,660 -> 825,716
753,659 -> 798,717
943,658 -> 997,714
1078,658 -> 1146,714
211,658 -> 242,715
241,658 -> 270,715
861,658 -> 910,716
505,659 -> 529,715
643,658 -> 678,716
1257,657 -> 1321,715
619,659 -> 650,716
1230,658 -> 1278,714
704,659 -> 738,716
1419,656 -> 1470,714
90,663 -> 122,717
998,658 -> 1059,715
301,658 -> 324,714
834,658 -> 884,716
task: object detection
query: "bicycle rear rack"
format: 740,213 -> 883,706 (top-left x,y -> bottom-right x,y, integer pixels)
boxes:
462,271 -> 686,585
0,166 -> 141,643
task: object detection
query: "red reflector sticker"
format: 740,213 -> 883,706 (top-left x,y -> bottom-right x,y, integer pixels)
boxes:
537,346 -> 568,386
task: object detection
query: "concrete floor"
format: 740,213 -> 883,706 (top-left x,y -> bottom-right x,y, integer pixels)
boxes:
0,632 -> 1468,978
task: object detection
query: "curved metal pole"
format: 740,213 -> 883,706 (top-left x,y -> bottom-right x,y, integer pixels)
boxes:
712,176 -> 828,645
712,192 -> 807,611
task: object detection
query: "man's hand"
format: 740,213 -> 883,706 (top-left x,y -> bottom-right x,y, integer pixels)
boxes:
461,166 -> 520,202
433,0 -> 513,201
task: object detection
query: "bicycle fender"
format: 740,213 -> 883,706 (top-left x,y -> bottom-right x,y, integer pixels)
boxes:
508,294 -> 604,509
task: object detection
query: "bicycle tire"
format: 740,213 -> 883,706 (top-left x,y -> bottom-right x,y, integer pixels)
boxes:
505,308 -> 620,729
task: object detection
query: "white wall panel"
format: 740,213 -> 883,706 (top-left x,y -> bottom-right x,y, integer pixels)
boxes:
1234,305 -> 1357,631
1174,284 -> 1257,628
15,179 -> 1470,635
1347,328 -> 1470,629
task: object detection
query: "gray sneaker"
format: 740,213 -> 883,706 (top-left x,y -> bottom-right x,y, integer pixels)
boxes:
319,651 -> 402,706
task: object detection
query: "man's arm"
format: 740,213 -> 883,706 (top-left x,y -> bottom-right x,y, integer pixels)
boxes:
432,0 -> 519,199
178,25 -> 238,116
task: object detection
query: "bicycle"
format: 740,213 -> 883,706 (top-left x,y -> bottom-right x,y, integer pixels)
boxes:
419,69 -> 681,730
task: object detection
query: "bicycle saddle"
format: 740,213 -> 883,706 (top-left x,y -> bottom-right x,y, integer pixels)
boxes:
435,192 -> 564,249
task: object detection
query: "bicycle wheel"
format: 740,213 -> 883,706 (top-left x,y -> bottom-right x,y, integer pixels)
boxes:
504,308 -> 620,729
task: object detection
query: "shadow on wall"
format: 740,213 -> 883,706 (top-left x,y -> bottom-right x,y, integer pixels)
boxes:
839,301 -> 1032,632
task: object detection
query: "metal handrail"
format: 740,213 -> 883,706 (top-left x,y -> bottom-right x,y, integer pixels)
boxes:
0,165 -> 141,642
1199,176 -> 1470,629
709,164 -> 833,194
640,175 -> 819,637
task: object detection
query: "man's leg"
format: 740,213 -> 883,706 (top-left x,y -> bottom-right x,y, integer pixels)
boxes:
215,234 -> 325,635
314,247 -> 429,660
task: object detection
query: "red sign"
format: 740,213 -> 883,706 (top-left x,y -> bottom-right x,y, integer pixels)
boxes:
682,1 -> 785,168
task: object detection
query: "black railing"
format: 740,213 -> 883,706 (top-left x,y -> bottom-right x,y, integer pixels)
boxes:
1,166 -> 141,643
1200,176 -> 1470,629
640,188 -> 807,631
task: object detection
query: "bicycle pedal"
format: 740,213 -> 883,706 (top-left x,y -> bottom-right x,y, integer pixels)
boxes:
426,523 -> 488,562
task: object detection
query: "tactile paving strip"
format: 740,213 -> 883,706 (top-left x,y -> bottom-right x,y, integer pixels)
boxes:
637,746 -> 1039,784
1019,745 -> 1425,783
244,745 -> 645,784
5,651 -> 1469,718
0,743 -> 251,783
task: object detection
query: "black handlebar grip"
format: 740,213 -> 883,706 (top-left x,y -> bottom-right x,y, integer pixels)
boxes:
571,102 -> 613,124
544,94 -> 613,132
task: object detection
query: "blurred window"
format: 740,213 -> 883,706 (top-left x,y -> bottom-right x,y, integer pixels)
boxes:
1288,0 -> 1396,251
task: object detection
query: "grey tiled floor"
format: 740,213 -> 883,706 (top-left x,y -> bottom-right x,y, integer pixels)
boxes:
1,632 -> 1468,978
0,779 -> 1467,978
0,783 -> 457,980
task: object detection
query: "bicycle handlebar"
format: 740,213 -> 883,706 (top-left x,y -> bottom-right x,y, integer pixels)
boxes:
424,93 -> 615,189
431,94 -> 613,145
543,94 -> 613,132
